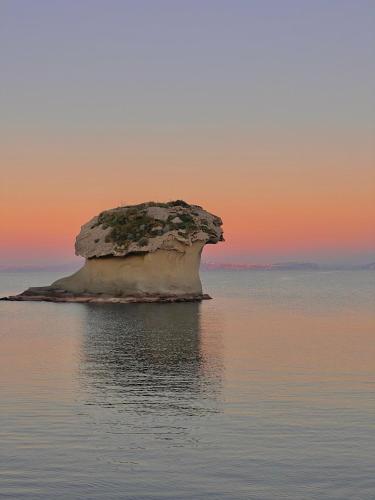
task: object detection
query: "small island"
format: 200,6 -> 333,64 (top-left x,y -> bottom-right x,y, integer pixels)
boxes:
2,200 -> 224,303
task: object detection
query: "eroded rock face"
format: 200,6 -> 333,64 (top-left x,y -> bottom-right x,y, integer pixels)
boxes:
53,241 -> 205,297
75,200 -> 224,259
2,201 -> 224,303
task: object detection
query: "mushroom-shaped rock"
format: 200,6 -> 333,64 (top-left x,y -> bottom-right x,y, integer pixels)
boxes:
55,200 -> 223,299
2,201 -> 224,303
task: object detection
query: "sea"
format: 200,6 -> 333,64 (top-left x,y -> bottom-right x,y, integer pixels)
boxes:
0,270 -> 374,499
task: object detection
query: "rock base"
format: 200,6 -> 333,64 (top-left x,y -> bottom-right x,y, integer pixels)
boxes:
1,286 -> 211,304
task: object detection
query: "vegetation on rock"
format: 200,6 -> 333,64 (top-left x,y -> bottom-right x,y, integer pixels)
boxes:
76,200 -> 223,258
92,201 -> 209,248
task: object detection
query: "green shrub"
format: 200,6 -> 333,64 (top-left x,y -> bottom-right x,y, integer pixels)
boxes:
92,201 -> 210,247
166,200 -> 190,207
138,237 -> 149,246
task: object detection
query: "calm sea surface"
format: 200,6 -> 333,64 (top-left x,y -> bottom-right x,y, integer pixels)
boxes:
0,270 -> 374,499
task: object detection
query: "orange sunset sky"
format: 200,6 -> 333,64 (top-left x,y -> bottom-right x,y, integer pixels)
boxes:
1,1 -> 374,267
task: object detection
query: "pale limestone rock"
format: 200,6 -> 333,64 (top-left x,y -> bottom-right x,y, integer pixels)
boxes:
53,241 -> 205,297
4,201 -> 224,302
171,216 -> 182,224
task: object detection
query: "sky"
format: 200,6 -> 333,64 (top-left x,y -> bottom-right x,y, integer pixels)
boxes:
1,0 -> 374,267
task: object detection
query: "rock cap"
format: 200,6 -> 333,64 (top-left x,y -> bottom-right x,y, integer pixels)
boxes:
75,200 -> 224,259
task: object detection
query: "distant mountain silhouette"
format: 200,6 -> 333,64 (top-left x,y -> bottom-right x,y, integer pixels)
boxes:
270,262 -> 320,270
201,261 -> 375,271
359,262 -> 375,270
201,261 -> 319,270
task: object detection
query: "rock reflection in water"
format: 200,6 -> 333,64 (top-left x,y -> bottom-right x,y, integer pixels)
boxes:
79,302 -> 222,418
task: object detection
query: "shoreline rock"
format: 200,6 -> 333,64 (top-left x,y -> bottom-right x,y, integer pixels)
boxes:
2,200 -> 223,304
1,286 -> 211,304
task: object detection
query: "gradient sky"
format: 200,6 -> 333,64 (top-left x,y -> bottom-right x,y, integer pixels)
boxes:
1,0 -> 374,266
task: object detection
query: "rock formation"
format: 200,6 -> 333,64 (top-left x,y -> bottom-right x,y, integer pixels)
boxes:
3,201 -> 224,303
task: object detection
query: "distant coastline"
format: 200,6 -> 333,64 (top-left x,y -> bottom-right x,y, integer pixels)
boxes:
201,261 -> 375,271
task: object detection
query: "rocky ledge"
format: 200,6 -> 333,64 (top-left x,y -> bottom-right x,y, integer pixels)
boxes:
2,200 -> 224,304
1,287 -> 211,304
